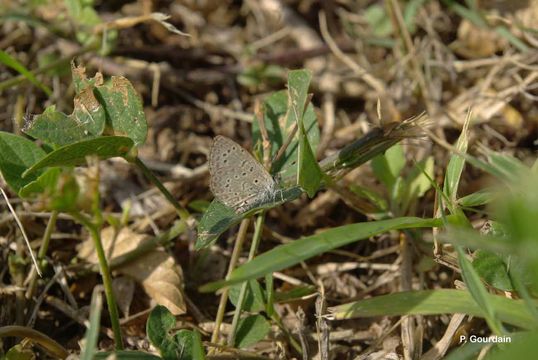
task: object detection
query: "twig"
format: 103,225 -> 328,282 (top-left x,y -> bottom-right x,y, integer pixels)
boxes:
319,11 -> 386,95
1,187 -> 41,277
272,122 -> 298,167
255,99 -> 272,169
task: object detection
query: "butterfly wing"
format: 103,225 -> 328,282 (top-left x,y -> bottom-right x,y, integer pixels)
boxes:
209,136 -> 276,213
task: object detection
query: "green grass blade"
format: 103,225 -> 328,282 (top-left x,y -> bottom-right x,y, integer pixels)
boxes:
200,217 -> 442,292
457,246 -> 504,334
328,289 -> 535,330
0,50 -> 52,95
80,289 -> 103,360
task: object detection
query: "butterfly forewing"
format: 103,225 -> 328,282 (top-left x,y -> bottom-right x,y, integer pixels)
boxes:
209,136 -> 276,213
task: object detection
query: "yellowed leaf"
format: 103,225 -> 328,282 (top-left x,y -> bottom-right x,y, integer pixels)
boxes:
79,227 -> 186,315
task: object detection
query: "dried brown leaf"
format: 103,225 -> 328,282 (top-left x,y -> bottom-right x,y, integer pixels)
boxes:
79,227 -> 186,315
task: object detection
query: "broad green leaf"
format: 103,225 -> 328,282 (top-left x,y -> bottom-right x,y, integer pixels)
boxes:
161,330 -> 205,360
328,289 -> 535,330
95,76 -> 148,146
235,315 -> 270,349
23,90 -> 106,147
0,131 -> 46,192
147,305 -> 176,349
473,250 -> 513,291
288,70 -> 322,197
19,168 -> 80,211
458,246 -> 504,334
229,280 -> 266,312
146,305 -> 206,360
23,136 -> 134,176
371,144 -> 405,190
200,217 -> 443,292
0,49 -> 51,95
196,200 -> 241,250
71,62 -> 102,94
19,168 -> 61,198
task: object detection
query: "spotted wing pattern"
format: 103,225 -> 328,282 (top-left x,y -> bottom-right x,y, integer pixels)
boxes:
209,135 -> 276,213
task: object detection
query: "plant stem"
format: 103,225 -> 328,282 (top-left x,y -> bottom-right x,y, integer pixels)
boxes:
227,213 -> 265,346
133,157 -> 190,220
26,210 -> 58,299
71,212 -> 124,349
0,325 -> 69,359
211,218 -> 251,347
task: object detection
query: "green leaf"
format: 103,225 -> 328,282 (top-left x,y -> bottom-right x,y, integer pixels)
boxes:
23,136 -> 134,176
161,330 -> 205,360
0,131 -> 46,192
95,76 -> 148,146
23,88 -> 106,147
287,70 -> 322,197
195,200 -> 242,250
473,250 -> 513,291
457,246 -> 504,334
147,305 -> 176,349
444,116 -> 470,203
196,187 -> 303,249
486,331 -> 538,359
400,156 -> 434,212
371,144 -> 405,190
274,285 -> 317,303
364,4 -> 393,37
328,289 -> 535,329
229,280 -> 266,312
5,344 -> 36,360
147,306 -> 206,360
485,152 -> 530,184
252,90 -> 319,181
0,50 -> 51,95
19,167 -> 61,198
80,289 -> 102,360
458,188 -> 495,207
200,217 -> 443,292
235,315 -> 270,349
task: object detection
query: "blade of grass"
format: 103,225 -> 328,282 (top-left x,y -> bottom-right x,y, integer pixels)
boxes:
81,288 -> 103,360
327,289 -> 535,330
200,216 -> 443,292
0,50 -> 52,96
457,246 -> 504,334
